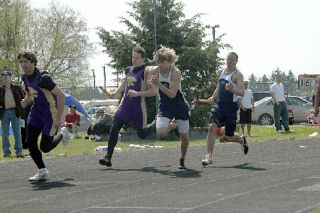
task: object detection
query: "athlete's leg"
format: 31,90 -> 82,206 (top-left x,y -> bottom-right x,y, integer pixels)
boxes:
39,133 -> 63,153
224,123 -> 243,143
106,116 -> 126,159
156,117 -> 173,138
27,124 -> 45,169
136,119 -> 157,139
176,120 -> 189,160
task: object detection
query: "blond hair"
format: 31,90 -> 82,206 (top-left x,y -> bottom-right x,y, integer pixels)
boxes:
153,46 -> 178,64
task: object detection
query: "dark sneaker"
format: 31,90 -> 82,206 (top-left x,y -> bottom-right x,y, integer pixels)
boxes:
241,136 -> 249,155
179,159 -> 187,169
84,136 -> 89,139
4,153 -> 11,157
16,154 -> 25,158
99,156 -> 112,167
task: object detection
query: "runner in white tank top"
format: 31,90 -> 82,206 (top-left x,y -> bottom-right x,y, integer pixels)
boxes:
150,47 -> 190,169
201,52 -> 249,166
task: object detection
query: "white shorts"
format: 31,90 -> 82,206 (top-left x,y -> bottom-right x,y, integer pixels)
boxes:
156,117 -> 189,133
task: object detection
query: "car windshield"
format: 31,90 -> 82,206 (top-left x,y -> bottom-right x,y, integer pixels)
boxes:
254,97 -> 271,106
287,97 -> 310,106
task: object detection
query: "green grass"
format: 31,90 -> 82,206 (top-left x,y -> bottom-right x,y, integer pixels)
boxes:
1,125 -> 319,163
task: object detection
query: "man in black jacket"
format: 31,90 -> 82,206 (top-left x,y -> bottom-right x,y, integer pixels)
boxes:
0,71 -> 24,157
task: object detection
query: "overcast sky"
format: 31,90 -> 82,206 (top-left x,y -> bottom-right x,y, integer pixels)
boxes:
29,0 -> 320,85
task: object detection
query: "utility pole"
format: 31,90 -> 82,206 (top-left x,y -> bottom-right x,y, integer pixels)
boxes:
153,0 -> 157,54
212,24 -> 220,41
116,70 -> 119,87
92,69 -> 95,98
103,65 -> 106,89
153,0 -> 159,113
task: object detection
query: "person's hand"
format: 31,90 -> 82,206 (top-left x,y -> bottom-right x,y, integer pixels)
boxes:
241,106 -> 247,111
127,89 -> 139,98
91,125 -> 95,130
208,97 -> 215,104
109,92 -> 117,99
225,83 -> 233,92
53,119 -> 63,129
252,107 -> 255,112
147,81 -> 154,89
275,102 -> 280,106
151,75 -> 160,86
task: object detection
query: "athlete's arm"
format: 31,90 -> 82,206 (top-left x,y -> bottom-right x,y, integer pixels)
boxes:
207,70 -> 222,103
110,79 -> 126,98
21,90 -> 33,108
152,68 -> 181,99
238,97 -> 245,110
227,71 -> 245,97
51,86 -> 65,128
21,84 -> 33,108
127,66 -> 157,98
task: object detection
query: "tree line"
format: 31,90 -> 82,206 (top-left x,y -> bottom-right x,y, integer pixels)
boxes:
248,67 -> 298,95
0,0 -> 93,87
2,0 -> 305,127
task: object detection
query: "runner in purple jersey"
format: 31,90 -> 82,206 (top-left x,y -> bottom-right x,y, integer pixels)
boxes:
99,46 -> 157,167
19,50 -> 70,181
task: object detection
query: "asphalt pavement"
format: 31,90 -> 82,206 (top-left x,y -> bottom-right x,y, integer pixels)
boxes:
1,138 -> 320,213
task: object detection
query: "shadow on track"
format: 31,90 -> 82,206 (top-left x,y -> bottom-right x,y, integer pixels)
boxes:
30,178 -> 76,191
102,166 -> 202,179
214,163 -> 266,171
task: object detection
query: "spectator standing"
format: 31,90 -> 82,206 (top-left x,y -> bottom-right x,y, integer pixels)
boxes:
65,105 -> 80,139
238,81 -> 254,136
314,84 -> 320,117
0,71 -> 24,158
270,75 -> 293,133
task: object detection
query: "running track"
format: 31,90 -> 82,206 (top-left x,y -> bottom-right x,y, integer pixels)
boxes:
1,138 -> 320,213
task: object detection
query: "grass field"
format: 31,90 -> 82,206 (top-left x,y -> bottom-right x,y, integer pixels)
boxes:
1,125 -> 319,163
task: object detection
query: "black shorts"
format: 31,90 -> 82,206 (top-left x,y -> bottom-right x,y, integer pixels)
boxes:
240,108 -> 252,124
208,112 -> 236,137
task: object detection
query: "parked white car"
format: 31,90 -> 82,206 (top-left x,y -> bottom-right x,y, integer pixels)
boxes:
252,96 -> 312,125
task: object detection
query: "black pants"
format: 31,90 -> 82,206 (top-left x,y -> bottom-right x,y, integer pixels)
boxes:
27,124 -> 63,169
106,116 -> 156,158
21,126 -> 28,149
87,124 -> 111,136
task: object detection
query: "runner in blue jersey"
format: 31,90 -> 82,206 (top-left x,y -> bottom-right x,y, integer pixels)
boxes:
150,47 -> 190,169
202,52 -> 249,166
99,46 -> 157,167
18,50 -> 70,181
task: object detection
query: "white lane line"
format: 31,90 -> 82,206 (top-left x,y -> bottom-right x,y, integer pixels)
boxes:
71,206 -> 190,212
177,178 -> 307,213
294,202 -> 320,213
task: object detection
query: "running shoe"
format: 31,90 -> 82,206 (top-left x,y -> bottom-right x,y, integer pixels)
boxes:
61,127 -> 70,146
179,159 -> 187,169
99,156 -> 112,167
241,136 -> 249,155
202,154 -> 213,166
29,168 -> 49,181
